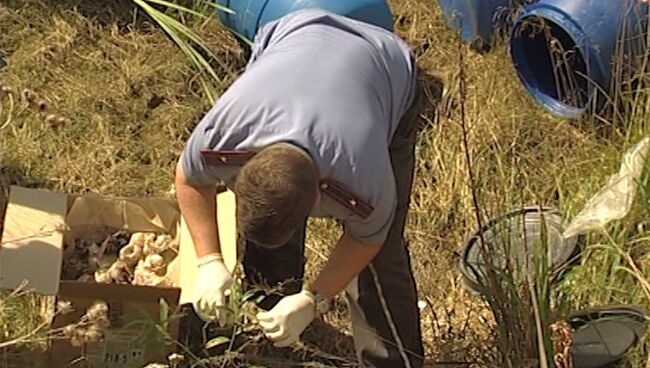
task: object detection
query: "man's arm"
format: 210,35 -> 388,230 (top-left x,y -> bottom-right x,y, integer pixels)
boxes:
310,231 -> 381,299
175,159 -> 221,258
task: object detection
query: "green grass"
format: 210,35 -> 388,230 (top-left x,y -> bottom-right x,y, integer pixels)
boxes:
0,287 -> 50,350
2,0 -> 650,367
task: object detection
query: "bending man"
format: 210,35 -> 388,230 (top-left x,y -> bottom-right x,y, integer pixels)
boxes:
175,9 -> 424,368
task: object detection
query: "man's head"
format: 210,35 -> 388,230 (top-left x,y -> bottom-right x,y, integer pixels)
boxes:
234,143 -> 319,248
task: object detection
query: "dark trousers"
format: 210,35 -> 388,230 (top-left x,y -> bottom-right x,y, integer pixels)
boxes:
243,85 -> 424,368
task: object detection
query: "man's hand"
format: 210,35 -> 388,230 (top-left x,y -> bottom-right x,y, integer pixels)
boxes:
256,289 -> 316,347
192,253 -> 234,324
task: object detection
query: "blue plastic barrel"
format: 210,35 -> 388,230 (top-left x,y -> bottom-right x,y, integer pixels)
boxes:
510,0 -> 649,118
436,0 -> 521,48
216,0 -> 394,42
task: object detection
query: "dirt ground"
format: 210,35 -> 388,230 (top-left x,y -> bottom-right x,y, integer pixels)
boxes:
2,1 -> 648,367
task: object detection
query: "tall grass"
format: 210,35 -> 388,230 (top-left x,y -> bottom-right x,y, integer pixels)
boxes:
457,33 -> 559,367
453,2 -> 650,367
130,0 -> 242,105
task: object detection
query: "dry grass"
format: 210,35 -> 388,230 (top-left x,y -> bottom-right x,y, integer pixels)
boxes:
0,0 -> 244,196
2,0 -> 650,367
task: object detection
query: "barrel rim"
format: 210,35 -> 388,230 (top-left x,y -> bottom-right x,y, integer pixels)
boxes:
509,4 -> 607,118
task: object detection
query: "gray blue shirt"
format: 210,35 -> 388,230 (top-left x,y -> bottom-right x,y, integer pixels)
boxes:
182,9 -> 417,244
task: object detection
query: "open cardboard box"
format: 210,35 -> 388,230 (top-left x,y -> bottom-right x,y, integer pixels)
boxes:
0,185 -> 239,368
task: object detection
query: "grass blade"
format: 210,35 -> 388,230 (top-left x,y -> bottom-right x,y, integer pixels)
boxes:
132,0 -> 236,104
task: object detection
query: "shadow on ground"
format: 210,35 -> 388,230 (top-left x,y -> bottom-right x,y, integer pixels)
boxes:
177,303 -> 357,367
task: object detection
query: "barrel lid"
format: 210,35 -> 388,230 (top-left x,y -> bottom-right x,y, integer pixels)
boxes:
459,206 -> 583,295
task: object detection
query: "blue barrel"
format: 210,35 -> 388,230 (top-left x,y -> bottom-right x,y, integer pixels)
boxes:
436,0 -> 521,48
216,0 -> 394,42
510,0 -> 649,118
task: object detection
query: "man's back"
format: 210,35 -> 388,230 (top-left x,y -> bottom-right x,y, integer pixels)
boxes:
182,9 -> 417,243
241,8 -> 417,139
188,10 -> 416,170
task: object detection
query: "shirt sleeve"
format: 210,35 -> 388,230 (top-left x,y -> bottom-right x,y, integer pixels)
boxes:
180,117 -> 224,186
343,167 -> 397,245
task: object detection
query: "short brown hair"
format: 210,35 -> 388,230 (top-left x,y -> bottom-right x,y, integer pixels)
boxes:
234,143 -> 318,247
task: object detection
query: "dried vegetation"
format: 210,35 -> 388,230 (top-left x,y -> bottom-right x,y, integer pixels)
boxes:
1,0 -> 650,367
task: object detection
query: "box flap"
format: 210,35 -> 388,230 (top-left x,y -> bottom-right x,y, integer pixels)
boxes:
66,194 -> 179,234
56,280 -> 180,304
0,186 -> 68,295
216,191 -> 238,272
179,190 -> 238,304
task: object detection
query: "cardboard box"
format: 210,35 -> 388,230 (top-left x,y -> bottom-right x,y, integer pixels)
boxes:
0,186 -> 183,368
0,185 -> 240,367
50,281 -> 180,368
0,348 -> 47,368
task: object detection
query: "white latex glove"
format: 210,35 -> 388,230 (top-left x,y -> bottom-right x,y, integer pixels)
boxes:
192,253 -> 233,324
256,289 -> 316,347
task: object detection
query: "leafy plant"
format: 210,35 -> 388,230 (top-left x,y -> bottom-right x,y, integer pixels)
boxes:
202,266 -> 266,353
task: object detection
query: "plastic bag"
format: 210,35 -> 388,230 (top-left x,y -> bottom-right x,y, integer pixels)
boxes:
563,137 -> 650,239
